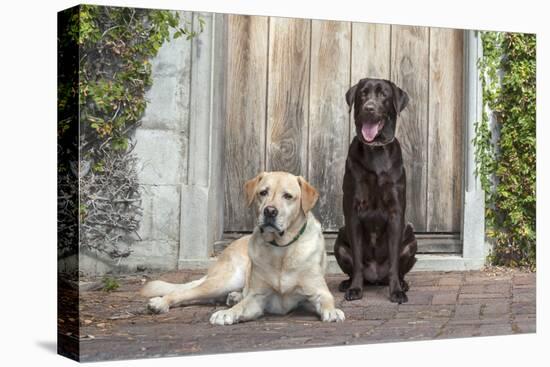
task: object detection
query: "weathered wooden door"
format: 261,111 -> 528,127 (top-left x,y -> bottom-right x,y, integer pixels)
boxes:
222,15 -> 464,254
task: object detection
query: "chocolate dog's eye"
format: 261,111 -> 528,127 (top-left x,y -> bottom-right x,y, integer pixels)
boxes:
259,189 -> 268,197
283,193 -> 293,200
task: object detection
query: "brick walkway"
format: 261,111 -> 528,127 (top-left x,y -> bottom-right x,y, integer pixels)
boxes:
66,269 -> 535,362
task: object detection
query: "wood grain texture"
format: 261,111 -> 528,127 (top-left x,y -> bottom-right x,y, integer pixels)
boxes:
390,25 -> 430,232
351,23 -> 391,81
350,22 -> 391,143
223,15 -> 269,231
222,18 -> 464,240
308,20 -> 351,231
266,17 -> 310,175
427,28 -> 464,232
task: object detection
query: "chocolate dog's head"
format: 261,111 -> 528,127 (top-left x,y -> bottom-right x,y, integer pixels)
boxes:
345,78 -> 409,145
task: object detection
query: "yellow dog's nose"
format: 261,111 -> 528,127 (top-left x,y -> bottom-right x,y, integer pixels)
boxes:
263,206 -> 278,218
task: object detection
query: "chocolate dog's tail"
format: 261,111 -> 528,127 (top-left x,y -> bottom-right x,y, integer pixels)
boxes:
140,276 -> 206,298
402,223 -> 416,250
400,222 -> 418,274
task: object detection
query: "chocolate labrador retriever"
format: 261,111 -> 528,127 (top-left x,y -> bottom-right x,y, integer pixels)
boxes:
334,78 -> 418,304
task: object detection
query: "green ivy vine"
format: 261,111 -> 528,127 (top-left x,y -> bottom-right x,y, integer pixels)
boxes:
70,5 -> 202,154
58,5 -> 201,260
474,32 -> 536,269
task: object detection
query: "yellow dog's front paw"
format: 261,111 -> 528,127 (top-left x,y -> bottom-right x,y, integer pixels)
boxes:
147,297 -> 169,314
210,309 -> 239,325
321,308 -> 345,322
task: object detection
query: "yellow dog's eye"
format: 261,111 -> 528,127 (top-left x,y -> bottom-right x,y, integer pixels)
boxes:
283,193 -> 293,200
259,189 -> 268,196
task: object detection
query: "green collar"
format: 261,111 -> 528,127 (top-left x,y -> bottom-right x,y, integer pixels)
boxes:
267,221 -> 307,248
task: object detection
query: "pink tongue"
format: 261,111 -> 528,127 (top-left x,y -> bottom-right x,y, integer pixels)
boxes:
362,122 -> 380,142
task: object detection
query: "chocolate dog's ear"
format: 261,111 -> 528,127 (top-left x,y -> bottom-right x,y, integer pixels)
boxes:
297,176 -> 319,214
345,83 -> 359,113
390,82 -> 409,116
244,172 -> 266,207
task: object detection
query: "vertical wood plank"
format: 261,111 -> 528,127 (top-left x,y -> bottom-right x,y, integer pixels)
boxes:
351,23 -> 391,81
309,20 -> 351,231
427,28 -> 464,232
350,22 -> 391,143
391,25 -> 429,231
266,17 -> 310,175
223,15 -> 269,231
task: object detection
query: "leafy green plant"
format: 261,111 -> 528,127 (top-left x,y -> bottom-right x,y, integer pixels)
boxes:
474,32 -> 536,269
102,276 -> 120,292
71,5 -> 199,153
58,5 -> 201,261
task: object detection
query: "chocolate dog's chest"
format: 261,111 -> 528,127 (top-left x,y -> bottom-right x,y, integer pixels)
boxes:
354,174 -> 394,224
343,138 -> 405,231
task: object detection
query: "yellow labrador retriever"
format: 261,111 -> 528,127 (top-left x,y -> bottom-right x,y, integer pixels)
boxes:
141,171 -> 345,325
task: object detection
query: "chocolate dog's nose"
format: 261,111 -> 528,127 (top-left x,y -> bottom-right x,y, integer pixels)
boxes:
264,206 -> 278,218
364,103 -> 375,113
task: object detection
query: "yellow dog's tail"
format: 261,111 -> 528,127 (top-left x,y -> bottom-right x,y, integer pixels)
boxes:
140,276 -> 206,297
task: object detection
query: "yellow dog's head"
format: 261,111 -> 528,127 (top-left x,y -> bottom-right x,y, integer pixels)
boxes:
244,171 -> 319,238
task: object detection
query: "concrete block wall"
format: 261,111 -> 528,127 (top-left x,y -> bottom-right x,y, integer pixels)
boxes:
67,11 -> 195,275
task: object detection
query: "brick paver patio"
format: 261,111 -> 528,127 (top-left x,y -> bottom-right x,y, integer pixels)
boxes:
60,269 -> 535,362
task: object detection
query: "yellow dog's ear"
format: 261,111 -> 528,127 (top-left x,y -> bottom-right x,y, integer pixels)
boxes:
297,176 -> 319,214
244,172 -> 266,207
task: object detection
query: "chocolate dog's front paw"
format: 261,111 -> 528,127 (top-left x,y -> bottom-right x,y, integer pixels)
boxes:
338,279 -> 351,292
389,290 -> 408,304
344,287 -> 363,301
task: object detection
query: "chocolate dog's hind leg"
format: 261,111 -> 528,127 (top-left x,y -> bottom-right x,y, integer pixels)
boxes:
362,224 -> 416,292
334,227 -> 353,292
399,222 -> 417,292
